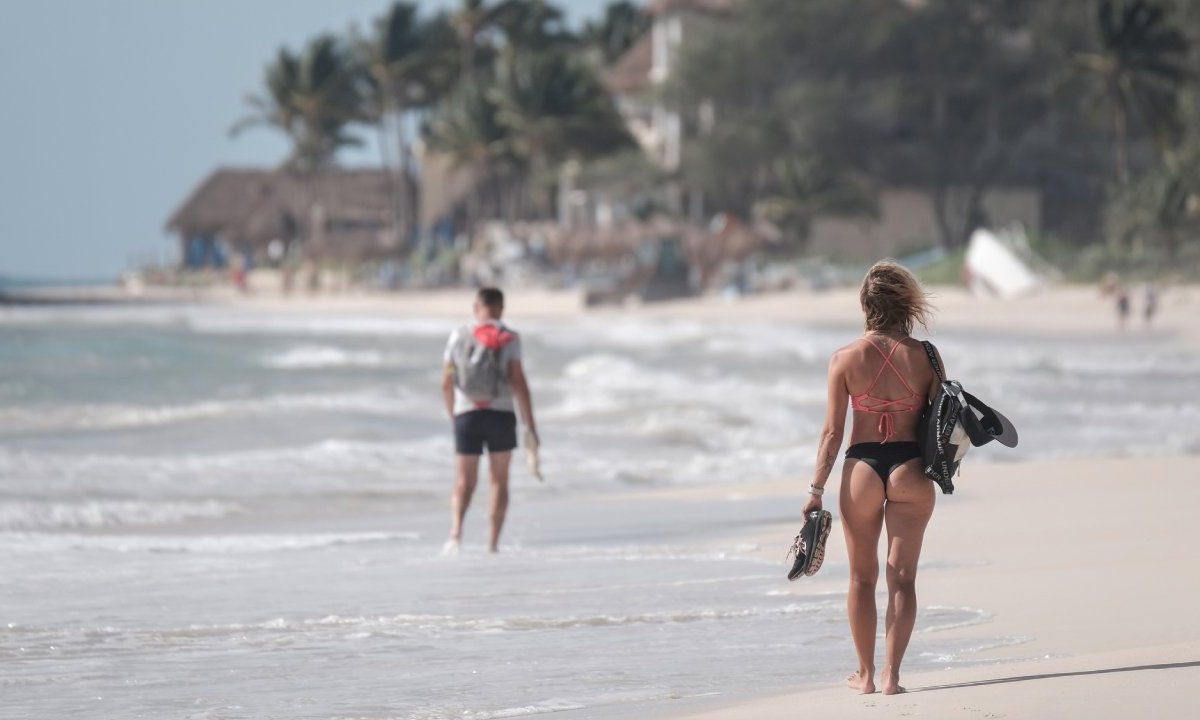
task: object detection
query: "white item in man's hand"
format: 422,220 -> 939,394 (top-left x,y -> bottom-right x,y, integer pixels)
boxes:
524,429 -> 543,482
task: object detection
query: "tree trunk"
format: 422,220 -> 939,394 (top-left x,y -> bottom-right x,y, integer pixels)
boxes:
930,185 -> 955,249
1113,100 -> 1129,186
395,109 -> 414,249
377,113 -> 406,255
504,175 -> 520,224
407,150 -> 422,248
466,163 -> 482,238
459,25 -> 476,87
961,182 -> 988,246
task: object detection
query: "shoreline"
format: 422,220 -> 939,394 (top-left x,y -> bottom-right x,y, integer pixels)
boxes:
87,455 -> 1200,718
9,283 -> 1198,348
635,456 -> 1200,719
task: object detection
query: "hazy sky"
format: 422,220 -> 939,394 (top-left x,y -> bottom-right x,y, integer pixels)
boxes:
0,0 -> 618,280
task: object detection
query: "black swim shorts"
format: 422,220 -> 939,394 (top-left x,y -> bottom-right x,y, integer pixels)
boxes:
454,409 -> 518,455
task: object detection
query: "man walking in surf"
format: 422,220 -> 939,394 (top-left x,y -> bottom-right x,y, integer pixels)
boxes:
441,287 -> 538,554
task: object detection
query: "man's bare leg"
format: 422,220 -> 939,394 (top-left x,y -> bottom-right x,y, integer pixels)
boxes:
448,454 -> 481,550
487,451 -> 512,553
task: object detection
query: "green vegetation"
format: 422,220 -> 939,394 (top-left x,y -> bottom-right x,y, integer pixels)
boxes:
231,35 -> 368,171
234,0 -> 635,237
230,0 -> 1200,276
914,250 -> 966,287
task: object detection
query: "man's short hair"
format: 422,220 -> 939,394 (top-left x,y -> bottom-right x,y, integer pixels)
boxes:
477,287 -> 504,312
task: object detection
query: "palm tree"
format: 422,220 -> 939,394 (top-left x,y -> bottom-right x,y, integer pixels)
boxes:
361,4 -> 424,123
493,0 -> 577,55
760,155 -> 878,250
582,1 -> 650,64
358,3 -> 459,245
426,76 -> 519,228
416,12 -> 464,102
490,50 -> 634,216
1079,0 -> 1190,183
361,5 -> 460,117
429,46 -> 633,225
451,0 -> 517,84
232,35 -> 366,172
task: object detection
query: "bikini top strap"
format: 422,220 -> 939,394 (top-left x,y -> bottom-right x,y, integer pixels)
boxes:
859,339 -> 892,392
862,337 -> 918,396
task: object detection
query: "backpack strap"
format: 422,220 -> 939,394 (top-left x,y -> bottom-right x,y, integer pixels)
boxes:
920,341 -> 944,382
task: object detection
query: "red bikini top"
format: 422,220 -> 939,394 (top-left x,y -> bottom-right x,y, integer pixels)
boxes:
850,338 -> 926,442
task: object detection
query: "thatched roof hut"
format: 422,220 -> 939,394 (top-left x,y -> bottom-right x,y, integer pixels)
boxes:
167,168 -> 408,266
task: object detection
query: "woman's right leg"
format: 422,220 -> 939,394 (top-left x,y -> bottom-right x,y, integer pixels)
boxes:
839,460 -> 886,694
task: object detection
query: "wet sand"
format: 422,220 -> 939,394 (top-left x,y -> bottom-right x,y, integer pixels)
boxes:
654,456 -> 1200,719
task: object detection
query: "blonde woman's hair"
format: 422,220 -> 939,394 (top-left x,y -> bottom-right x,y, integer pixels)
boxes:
859,260 -> 931,335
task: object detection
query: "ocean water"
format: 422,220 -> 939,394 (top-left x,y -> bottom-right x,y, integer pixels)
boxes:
1,304 -> 1197,719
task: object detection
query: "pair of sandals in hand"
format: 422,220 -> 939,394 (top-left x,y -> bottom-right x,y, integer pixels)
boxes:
787,509 -> 833,580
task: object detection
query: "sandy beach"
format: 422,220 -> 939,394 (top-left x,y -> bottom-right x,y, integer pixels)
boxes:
649,456 -> 1200,719
228,284 -> 1200,718
202,280 -> 1200,349
4,282 -> 1200,718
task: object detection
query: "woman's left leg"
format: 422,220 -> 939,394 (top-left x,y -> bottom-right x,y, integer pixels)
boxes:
881,462 -> 936,694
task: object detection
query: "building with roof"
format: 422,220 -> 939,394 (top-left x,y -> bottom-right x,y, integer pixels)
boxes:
166,169 -> 409,269
603,0 -> 1044,262
605,0 -> 732,184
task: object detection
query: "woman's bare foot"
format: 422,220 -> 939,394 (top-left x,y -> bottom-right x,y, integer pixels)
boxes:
845,669 -> 876,694
880,668 -> 905,695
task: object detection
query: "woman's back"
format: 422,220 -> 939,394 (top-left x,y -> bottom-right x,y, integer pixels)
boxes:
845,336 -> 934,444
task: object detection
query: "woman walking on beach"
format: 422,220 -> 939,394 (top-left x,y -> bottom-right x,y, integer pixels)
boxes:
802,261 -> 942,695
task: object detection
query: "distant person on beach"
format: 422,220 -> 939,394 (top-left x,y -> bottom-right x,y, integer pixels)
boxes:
1101,273 -> 1131,331
441,287 -> 538,554
1143,283 -> 1159,327
1116,286 -> 1131,330
230,256 -> 249,294
801,261 -> 942,696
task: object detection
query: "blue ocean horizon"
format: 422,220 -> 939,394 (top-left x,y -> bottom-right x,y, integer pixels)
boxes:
0,274 -> 117,291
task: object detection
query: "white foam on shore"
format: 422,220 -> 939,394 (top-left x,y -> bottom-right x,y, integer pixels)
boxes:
4,601 -> 840,643
0,499 -> 240,531
458,700 -> 590,719
260,345 -> 415,369
0,436 -> 449,498
0,306 -> 455,337
0,389 -> 418,432
0,530 -> 419,554
1,601 -> 987,648
918,635 -> 1035,663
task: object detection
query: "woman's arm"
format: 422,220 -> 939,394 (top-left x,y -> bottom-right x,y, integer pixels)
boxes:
802,351 -> 849,515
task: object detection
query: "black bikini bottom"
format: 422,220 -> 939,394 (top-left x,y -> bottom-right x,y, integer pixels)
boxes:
845,442 -> 922,483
